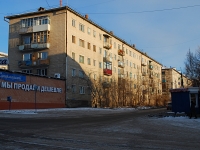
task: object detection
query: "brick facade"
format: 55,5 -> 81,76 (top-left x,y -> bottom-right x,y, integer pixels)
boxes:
0,70 -> 65,110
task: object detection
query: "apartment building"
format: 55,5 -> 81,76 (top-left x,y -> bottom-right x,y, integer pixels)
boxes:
162,67 -> 192,98
5,6 -> 162,107
0,52 -> 8,70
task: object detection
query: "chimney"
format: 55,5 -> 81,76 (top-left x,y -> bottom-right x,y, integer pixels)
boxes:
38,7 -> 45,11
85,14 -> 89,19
132,44 -> 135,48
110,31 -> 113,35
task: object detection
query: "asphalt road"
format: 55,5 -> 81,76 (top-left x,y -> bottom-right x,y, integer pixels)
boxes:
0,108 -> 199,150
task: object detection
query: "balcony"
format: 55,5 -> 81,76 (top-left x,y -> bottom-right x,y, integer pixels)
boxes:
18,58 -> 50,68
103,42 -> 112,49
33,24 -> 50,32
103,69 -> 112,76
118,61 -> 125,68
142,72 -> 147,76
19,26 -> 33,34
103,56 -> 112,62
149,65 -> 153,70
102,82 -> 111,88
18,43 -> 50,51
141,62 -> 146,66
143,81 -> 148,85
118,49 -> 125,56
118,74 -> 124,78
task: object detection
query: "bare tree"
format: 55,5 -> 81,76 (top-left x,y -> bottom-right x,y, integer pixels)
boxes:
185,48 -> 200,86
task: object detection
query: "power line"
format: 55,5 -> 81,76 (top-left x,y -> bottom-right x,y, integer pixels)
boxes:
85,4 -> 200,14
140,36 -> 200,49
45,0 -> 50,7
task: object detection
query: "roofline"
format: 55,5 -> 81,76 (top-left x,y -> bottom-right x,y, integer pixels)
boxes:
162,67 -> 191,79
0,52 -> 8,56
5,6 -> 162,66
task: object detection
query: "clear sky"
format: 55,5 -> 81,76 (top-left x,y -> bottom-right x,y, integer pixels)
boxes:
1,0 -> 200,72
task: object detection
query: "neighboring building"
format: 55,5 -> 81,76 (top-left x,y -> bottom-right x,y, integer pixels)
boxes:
0,69 -> 65,110
5,6 -> 162,107
162,67 -> 192,101
0,52 -> 8,70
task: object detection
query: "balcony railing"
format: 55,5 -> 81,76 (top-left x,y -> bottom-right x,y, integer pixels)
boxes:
142,72 -> 147,76
118,74 -> 124,78
102,82 -> 111,88
18,58 -> 50,68
103,56 -> 112,62
18,43 -> 50,51
118,61 -> 125,68
118,49 -> 125,56
143,81 -> 148,85
33,24 -> 50,32
103,42 -> 112,49
103,69 -> 112,76
19,26 -> 33,34
141,62 -> 146,66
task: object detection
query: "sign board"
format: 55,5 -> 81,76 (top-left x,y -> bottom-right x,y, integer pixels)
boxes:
0,71 -> 26,82
0,58 -> 9,65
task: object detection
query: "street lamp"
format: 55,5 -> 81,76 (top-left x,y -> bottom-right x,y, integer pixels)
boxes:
34,85 -> 38,112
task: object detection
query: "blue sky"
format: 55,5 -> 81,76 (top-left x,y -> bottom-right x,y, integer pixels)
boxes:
1,0 -> 200,72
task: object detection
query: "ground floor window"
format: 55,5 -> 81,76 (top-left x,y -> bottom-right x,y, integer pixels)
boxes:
22,69 -> 32,74
37,68 -> 47,76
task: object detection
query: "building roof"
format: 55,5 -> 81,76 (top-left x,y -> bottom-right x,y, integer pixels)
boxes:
5,6 -> 162,66
0,52 -> 8,57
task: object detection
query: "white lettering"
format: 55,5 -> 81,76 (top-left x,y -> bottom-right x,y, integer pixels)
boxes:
25,84 -> 30,91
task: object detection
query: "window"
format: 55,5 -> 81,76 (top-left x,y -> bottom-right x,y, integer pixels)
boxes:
79,23 -> 84,32
130,62 -> 132,67
79,55 -> 84,64
93,60 -> 96,66
79,39 -> 85,48
23,53 -> 32,61
87,42 -> 91,49
126,49 -> 128,54
72,19 -> 76,27
94,74 -> 97,80
79,86 -> 85,94
99,62 -> 102,68
22,36 -> 31,44
33,31 -> 48,43
87,58 -> 91,65
22,69 -> 32,74
130,72 -> 132,78
79,70 -> 84,78
93,30 -> 96,37
99,47 -> 102,54
118,44 -> 121,50
93,45 -> 96,52
99,34 -> 102,40
129,51 -> 132,56
114,42 -> 116,49
87,27 -> 91,34
38,52 -> 48,59
37,68 -> 47,76
71,85 -> 76,93
72,52 -> 75,60
72,68 -> 76,76
72,35 -> 76,43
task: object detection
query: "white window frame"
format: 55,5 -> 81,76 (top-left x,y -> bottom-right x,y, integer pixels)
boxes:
79,86 -> 85,94
72,68 -> 76,77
